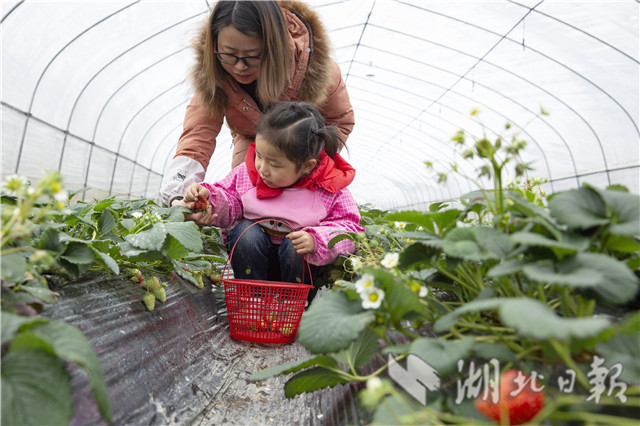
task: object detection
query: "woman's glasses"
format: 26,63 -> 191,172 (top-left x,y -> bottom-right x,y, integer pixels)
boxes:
214,52 -> 261,68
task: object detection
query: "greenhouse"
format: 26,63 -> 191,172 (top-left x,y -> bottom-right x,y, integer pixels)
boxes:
1,0 -> 638,425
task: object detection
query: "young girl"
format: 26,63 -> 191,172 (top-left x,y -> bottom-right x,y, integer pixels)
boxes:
161,0 -> 355,207
181,102 -> 364,293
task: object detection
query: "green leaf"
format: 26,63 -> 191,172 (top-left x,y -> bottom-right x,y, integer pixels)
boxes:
384,210 -> 434,229
498,298 -> 611,340
605,235 -> 640,253
522,253 -> 638,304
434,299 -> 504,333
435,297 -> 611,340
10,322 -> 113,422
163,235 -> 190,260
20,280 -> 59,304
471,341 -> 516,362
298,291 -> 375,353
283,367 -> 350,398
596,312 -> 640,384
443,226 -> 513,261
399,242 -> 438,269
1,312 -> 47,345
333,328 -> 379,370
589,185 -> 640,237
0,252 -> 27,282
409,336 -> 474,376
97,209 -> 117,235
92,248 -> 120,275
1,349 -> 73,426
369,269 -> 426,320
125,223 -> 167,250
328,233 -> 353,249
248,355 -> 338,382
60,242 -> 95,265
37,226 -> 63,251
549,187 -> 609,230
510,231 -> 579,257
162,221 -> 203,252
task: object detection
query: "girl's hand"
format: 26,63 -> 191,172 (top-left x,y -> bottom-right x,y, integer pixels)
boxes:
287,231 -> 315,255
179,183 -> 218,226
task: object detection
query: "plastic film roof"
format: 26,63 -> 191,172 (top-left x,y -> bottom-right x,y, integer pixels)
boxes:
1,1 -> 638,210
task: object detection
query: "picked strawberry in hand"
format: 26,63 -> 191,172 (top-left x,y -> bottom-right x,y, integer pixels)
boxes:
194,193 -> 209,213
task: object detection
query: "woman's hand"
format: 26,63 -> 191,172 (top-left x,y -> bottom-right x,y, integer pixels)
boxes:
286,231 -> 315,255
178,183 -> 218,226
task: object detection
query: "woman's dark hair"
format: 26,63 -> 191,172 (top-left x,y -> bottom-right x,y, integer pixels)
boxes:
203,1 -> 290,115
257,102 -> 344,170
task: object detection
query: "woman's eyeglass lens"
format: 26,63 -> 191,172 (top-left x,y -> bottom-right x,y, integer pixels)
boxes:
214,52 -> 261,68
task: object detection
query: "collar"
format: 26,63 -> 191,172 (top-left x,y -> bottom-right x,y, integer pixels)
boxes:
245,143 -> 355,199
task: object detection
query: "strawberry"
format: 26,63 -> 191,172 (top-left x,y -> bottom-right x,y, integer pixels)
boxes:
271,320 -> 284,333
142,276 -> 160,291
192,272 -> 204,289
475,369 -> 545,425
126,268 -> 142,284
153,286 -> 166,303
142,292 -> 156,311
280,324 -> 295,338
194,193 -> 208,212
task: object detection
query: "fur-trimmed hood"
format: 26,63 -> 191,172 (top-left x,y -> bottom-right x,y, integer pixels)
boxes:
190,1 -> 335,115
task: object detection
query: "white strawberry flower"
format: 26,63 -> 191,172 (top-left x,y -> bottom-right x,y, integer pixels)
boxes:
381,252 -> 399,269
355,273 -> 375,294
361,286 -> 385,310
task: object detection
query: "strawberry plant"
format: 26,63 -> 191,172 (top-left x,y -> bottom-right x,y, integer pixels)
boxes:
249,111 -> 640,424
1,172 -> 227,423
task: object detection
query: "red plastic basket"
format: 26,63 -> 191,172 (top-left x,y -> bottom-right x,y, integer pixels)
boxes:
222,219 -> 312,343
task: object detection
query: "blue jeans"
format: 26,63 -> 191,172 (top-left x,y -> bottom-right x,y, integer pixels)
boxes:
226,220 -> 318,285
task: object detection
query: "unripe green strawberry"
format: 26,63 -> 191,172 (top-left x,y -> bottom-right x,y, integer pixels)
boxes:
142,292 -> 155,311
142,276 -> 160,291
192,272 -> 204,289
153,287 -> 166,303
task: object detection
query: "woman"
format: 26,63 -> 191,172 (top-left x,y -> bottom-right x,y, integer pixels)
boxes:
161,1 -> 355,207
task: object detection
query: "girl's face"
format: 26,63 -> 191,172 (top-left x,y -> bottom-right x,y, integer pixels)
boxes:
216,26 -> 261,85
254,136 -> 316,189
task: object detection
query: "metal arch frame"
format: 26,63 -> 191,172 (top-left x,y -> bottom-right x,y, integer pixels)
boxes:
142,121 -> 185,198
0,99 -> 163,184
393,0 -> 640,185
12,1 -> 142,174
59,46 -> 189,173
344,64 -> 554,195
344,93 -> 466,200
0,0 -> 24,23
106,82 -> 184,195
126,100 -> 190,197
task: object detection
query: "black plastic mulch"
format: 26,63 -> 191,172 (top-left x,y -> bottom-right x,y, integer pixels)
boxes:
41,272 -> 371,425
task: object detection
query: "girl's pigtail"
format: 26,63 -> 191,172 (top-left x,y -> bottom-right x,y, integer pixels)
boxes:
313,125 -> 342,158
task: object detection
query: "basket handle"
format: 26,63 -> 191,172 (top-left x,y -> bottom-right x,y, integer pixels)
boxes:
223,218 -> 313,286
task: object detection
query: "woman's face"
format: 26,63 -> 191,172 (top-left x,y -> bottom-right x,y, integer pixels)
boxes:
216,26 -> 262,85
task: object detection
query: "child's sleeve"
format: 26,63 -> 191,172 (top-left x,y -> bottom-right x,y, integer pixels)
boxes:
303,190 -> 365,265
199,168 -> 244,228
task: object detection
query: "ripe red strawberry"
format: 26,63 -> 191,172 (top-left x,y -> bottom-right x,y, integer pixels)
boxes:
475,369 -> 545,425
194,193 -> 208,212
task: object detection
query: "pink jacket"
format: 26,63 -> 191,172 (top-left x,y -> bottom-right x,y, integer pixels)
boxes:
200,164 -> 364,266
